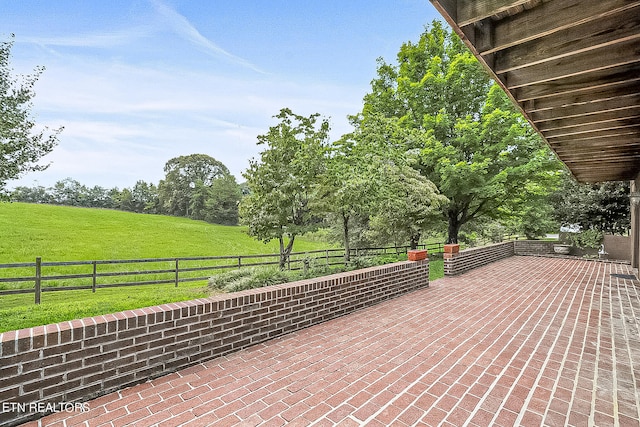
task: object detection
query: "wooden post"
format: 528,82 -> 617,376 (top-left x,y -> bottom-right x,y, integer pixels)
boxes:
35,257 -> 41,305
92,261 -> 97,293
238,256 -> 242,268
326,250 -> 329,267
175,259 -> 179,287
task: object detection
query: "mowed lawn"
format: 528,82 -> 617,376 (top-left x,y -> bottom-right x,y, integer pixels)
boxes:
0,203 -> 332,332
0,202 -> 328,261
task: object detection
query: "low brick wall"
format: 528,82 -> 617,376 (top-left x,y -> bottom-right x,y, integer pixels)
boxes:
0,260 -> 429,426
514,240 -> 558,256
444,241 -> 514,276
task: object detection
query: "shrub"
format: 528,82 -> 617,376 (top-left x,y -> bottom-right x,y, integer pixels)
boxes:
208,254 -> 409,293
567,229 -> 604,250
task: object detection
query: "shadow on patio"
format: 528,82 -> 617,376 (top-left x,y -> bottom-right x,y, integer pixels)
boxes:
21,255 -> 640,426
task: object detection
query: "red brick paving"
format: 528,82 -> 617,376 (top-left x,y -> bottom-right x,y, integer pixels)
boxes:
20,256 -> 640,426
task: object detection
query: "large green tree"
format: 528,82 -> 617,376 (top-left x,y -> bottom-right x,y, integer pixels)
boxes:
240,108 -> 329,269
1,36 -> 62,195
157,153 -> 240,223
320,114 -> 446,258
355,21 -> 562,243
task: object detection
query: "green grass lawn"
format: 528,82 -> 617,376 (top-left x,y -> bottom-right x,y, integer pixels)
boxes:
0,202 -> 328,261
0,203 -> 444,332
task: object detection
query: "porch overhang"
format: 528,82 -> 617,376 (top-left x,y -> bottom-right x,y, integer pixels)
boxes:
429,0 -> 640,183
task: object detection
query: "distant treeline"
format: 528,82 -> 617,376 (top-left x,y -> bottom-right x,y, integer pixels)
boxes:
10,154 -> 245,226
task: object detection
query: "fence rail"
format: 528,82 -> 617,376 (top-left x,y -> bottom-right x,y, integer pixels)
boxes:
0,243 -> 443,304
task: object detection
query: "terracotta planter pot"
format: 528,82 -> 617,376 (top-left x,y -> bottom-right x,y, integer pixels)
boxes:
444,244 -> 460,254
408,250 -> 428,261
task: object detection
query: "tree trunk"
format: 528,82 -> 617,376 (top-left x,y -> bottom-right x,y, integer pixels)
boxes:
342,213 -> 350,262
410,232 -> 421,250
279,237 -> 286,270
447,212 -> 461,244
279,235 -> 296,270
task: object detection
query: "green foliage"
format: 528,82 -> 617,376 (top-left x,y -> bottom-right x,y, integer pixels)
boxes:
550,174 -> 630,235
567,229 -> 604,250
240,108 -> 330,268
519,203 -> 556,240
208,254 -> 445,294
158,154 -> 241,224
209,267 -> 295,293
204,174 -> 242,225
320,113 -> 446,255
0,36 -> 63,195
354,21 -> 562,244
368,161 -> 447,248
11,153 -> 243,223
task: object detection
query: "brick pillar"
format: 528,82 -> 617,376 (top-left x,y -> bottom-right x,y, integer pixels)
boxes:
630,177 -> 640,273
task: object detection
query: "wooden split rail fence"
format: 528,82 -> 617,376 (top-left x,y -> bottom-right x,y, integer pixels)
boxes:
0,243 -> 443,304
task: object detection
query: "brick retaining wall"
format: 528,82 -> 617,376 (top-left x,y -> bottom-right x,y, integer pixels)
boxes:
444,241 -> 515,276
514,240 -> 558,256
0,260 -> 429,426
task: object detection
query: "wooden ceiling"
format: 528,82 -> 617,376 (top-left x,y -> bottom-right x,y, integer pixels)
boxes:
429,0 -> 640,183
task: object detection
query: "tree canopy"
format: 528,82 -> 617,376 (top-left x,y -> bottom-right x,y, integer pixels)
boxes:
319,113 -> 446,257
354,21 -> 562,243
158,153 -> 240,224
550,175 -> 630,235
0,36 -> 62,195
240,108 -> 329,268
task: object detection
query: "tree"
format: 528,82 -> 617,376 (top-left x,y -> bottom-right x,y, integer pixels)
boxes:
51,178 -> 88,206
368,162 -> 446,248
11,185 -> 52,204
1,36 -> 62,195
205,174 -> 242,225
550,174 -> 630,235
240,108 -> 329,269
131,180 -> 159,213
355,21 -> 562,243
320,114 -> 446,259
157,154 -> 235,220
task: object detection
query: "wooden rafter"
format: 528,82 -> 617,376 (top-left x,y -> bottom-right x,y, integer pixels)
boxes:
430,0 -> 640,182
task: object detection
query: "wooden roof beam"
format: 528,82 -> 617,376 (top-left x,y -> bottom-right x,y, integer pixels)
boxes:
479,0 -> 639,54
560,153 -> 640,162
550,136 -> 640,150
457,0 -> 531,27
493,7 -> 640,73
530,95 -> 640,122
515,65 -> 640,102
524,80 -> 640,112
537,108 -> 640,132
505,38 -> 640,89
547,127 -> 640,144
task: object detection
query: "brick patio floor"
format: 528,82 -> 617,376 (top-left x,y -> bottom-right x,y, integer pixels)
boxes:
21,256 -> 640,426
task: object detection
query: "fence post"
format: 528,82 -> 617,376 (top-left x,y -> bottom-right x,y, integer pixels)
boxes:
326,250 -> 329,267
92,261 -> 97,293
35,257 -> 41,305
238,256 -> 241,268
175,259 -> 179,287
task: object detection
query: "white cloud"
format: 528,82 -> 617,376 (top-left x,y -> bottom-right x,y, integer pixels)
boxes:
8,2 -> 367,191
149,0 -> 265,74
19,27 -> 152,49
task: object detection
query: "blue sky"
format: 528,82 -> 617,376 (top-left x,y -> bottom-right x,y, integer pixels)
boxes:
3,0 -> 440,189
